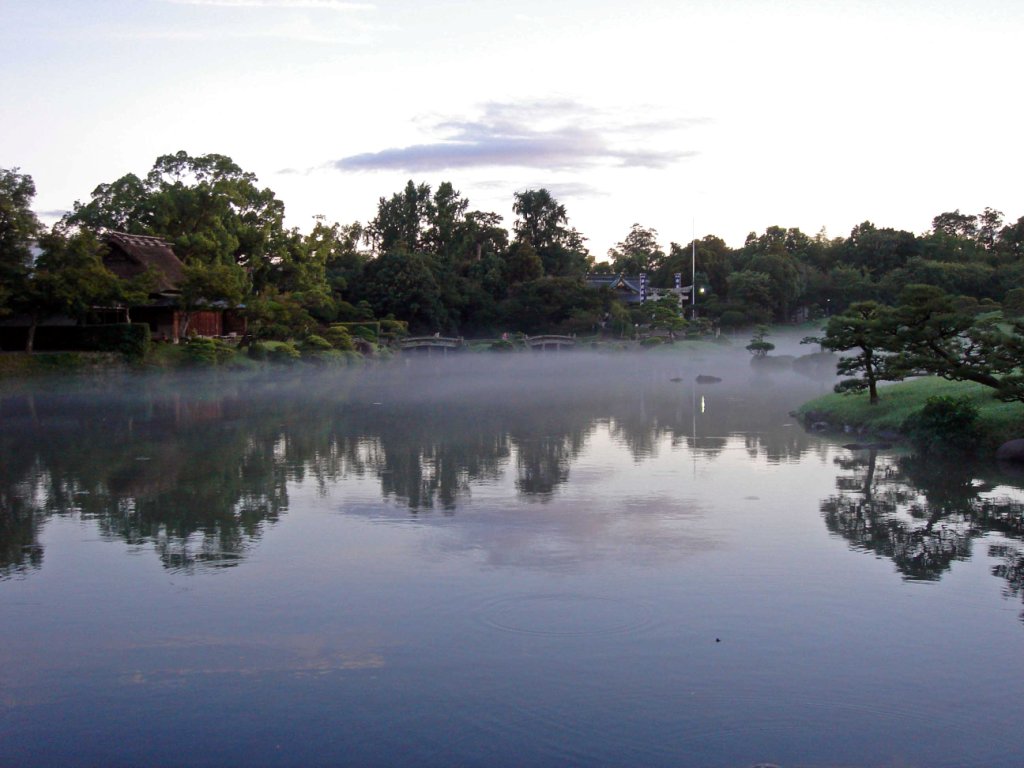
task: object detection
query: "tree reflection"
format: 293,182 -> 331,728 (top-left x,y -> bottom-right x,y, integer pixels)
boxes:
823,448 -> 1024,618
0,381 -> 291,573
0,356 -> 834,574
990,544 -> 1024,621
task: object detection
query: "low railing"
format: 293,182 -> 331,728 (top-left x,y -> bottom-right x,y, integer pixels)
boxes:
398,336 -> 465,350
524,335 -> 576,349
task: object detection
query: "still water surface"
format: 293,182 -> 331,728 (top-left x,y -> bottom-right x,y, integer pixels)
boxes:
2,350 -> 1023,767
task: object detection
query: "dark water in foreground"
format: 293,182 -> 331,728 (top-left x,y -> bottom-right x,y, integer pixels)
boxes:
2,350 -> 1023,767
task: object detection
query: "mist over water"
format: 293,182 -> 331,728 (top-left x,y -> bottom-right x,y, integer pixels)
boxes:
2,346 -> 1023,767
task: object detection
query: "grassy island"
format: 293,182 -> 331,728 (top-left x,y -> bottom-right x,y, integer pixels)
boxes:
797,376 -> 1024,451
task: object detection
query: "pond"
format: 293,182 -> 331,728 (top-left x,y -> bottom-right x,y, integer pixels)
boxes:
1,348 -> 1022,767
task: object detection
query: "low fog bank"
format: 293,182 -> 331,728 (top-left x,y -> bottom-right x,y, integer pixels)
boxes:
0,336 -> 840,424
360,337 -> 837,409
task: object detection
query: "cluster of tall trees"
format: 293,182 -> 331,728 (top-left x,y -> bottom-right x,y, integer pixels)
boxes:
610,214 -> 1024,328
807,286 -> 1024,404
3,151 -> 1024,341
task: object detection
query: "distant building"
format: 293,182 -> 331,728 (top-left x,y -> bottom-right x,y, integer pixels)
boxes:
584,273 -> 691,304
0,232 -> 243,350
101,232 -> 245,342
102,232 -> 186,295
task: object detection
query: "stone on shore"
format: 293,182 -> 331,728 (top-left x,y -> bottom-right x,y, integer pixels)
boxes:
996,438 -> 1024,462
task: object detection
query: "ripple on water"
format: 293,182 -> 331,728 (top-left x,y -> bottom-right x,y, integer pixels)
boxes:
478,593 -> 656,638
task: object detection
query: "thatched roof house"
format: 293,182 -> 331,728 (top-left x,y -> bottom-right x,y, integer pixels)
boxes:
100,232 -> 244,342
1,232 -> 244,349
102,232 -> 184,295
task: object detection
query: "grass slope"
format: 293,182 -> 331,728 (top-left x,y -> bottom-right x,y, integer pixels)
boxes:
797,377 -> 1024,448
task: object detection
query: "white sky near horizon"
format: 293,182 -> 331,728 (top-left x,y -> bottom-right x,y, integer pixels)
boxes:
2,0 -> 1021,259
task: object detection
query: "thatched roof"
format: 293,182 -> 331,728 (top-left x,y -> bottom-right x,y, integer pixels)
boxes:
102,232 -> 185,294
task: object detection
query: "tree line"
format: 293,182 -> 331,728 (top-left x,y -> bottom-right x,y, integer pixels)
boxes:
805,285 -> 1024,405
3,151 -> 1024,344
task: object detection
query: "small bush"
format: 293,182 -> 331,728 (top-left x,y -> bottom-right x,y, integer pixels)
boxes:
248,341 -> 269,361
746,326 -> 775,357
1003,288 -> 1024,317
183,338 -> 217,366
323,325 -> 356,351
183,337 -> 235,366
352,326 -> 377,342
834,378 -> 866,395
268,342 -> 301,365
334,322 -> 381,342
302,334 -> 333,352
640,336 -> 663,347
489,339 -> 516,352
902,395 -> 980,455
380,318 -> 409,339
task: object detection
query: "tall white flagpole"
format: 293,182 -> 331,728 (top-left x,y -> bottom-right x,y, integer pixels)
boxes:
691,218 -> 696,309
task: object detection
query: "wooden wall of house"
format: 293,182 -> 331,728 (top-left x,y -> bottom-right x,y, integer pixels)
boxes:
180,311 -> 224,338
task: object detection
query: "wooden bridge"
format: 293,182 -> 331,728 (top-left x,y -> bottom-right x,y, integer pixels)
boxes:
398,336 -> 465,354
525,334 -> 576,351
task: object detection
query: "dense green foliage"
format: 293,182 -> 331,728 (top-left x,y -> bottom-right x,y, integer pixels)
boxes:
4,154 -> 1024,353
807,285 -> 1024,405
182,336 -> 236,366
805,301 -> 901,403
902,396 -> 981,455
80,323 -> 152,358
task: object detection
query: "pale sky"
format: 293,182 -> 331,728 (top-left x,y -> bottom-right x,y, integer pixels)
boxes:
2,0 -> 1021,259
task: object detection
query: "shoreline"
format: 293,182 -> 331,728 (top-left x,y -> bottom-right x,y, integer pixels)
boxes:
794,376 -> 1024,455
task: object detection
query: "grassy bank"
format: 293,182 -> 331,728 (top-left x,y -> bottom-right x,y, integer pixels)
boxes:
0,341 -> 376,379
0,351 -> 128,377
797,377 -> 1024,449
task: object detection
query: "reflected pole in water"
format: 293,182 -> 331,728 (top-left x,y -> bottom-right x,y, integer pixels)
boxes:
691,383 -> 697,479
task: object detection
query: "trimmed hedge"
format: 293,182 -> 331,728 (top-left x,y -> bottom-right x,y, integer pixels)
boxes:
268,342 -> 301,364
183,337 -> 237,366
79,323 -> 151,358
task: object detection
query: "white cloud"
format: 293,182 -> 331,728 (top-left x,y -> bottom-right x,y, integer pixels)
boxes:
333,101 -> 702,173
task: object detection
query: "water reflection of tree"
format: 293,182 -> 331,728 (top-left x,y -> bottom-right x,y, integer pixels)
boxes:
0,360 -> 834,574
0,382 -> 292,573
991,544 -> 1024,620
0,430 -> 45,578
514,430 -> 588,498
822,448 -> 1024,619
370,407 -> 511,512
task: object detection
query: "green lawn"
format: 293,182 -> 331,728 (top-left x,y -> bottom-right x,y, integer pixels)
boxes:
797,376 -> 1024,447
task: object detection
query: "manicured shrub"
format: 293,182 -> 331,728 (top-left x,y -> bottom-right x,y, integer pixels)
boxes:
248,341 -> 269,361
183,337 -> 236,366
379,318 -> 409,339
902,395 -> 980,455
183,337 -> 219,366
352,326 -> 377,342
746,326 -> 774,357
323,326 -> 356,351
302,334 -> 333,351
268,341 -> 300,364
1003,288 -> 1024,317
